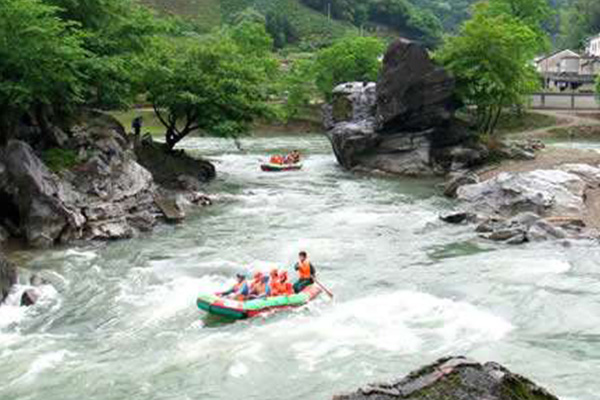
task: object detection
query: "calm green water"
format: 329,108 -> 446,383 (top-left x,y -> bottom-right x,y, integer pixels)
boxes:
1,134 -> 599,400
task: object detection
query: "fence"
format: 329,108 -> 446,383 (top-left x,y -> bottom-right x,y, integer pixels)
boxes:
531,92 -> 600,110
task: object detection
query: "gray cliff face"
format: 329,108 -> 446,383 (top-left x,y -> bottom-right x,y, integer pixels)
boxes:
333,356 -> 560,400
325,39 -> 484,176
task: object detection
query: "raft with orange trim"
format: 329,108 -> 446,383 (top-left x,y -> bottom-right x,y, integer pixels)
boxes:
260,162 -> 303,172
197,285 -> 321,319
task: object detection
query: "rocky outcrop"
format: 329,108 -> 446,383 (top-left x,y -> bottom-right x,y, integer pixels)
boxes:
333,356 -> 559,400
0,252 -> 16,303
0,112 -> 213,248
441,163 -> 600,243
325,39 -> 483,176
456,169 -> 587,218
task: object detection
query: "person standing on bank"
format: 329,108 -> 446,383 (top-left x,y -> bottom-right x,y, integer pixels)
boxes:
293,251 -> 316,293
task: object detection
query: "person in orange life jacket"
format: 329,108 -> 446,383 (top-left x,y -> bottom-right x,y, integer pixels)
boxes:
268,269 -> 281,296
279,271 -> 294,295
293,251 -> 316,293
218,273 -> 249,301
250,272 -> 275,298
270,155 -> 284,165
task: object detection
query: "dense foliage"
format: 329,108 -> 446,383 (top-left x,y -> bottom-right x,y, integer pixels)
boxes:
435,1 -> 542,137
143,22 -> 277,149
301,0 -> 442,46
0,0 -> 86,142
559,0 -> 600,49
313,36 -> 384,99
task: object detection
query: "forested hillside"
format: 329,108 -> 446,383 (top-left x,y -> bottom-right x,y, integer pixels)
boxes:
139,0 -> 482,48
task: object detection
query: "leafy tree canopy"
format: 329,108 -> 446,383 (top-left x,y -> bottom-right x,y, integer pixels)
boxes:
143,22 -> 278,149
313,36 -> 385,99
435,2 -> 541,136
0,0 -> 86,142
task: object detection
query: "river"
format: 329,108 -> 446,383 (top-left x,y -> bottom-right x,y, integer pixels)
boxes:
0,134 -> 599,400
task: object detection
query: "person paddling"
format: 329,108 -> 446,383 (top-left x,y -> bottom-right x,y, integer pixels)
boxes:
293,251 -> 316,293
218,273 -> 249,301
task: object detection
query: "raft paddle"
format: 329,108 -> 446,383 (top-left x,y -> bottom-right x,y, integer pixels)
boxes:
312,276 -> 334,299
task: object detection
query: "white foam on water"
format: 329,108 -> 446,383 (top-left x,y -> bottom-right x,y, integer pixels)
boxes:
239,290 -> 513,371
228,361 -> 249,378
0,284 -> 59,332
14,349 -> 72,384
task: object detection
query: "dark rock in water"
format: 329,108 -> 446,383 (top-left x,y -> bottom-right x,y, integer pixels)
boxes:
0,252 -> 16,303
376,39 -> 459,132
444,171 -> 480,198
333,356 -> 560,400
324,39 -> 480,177
439,211 -> 476,224
20,288 -> 40,307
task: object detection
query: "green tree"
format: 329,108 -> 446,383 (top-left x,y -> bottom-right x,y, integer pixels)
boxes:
435,3 -> 540,137
144,23 -> 277,150
313,36 -> 384,99
559,0 -> 600,49
0,0 -> 86,143
46,0 -> 167,110
486,0 -> 552,52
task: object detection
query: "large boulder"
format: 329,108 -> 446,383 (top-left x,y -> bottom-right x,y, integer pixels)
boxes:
376,39 -> 458,132
0,252 -> 17,303
0,113 -> 160,247
325,39 -> 480,177
457,169 -> 588,218
333,356 -> 559,400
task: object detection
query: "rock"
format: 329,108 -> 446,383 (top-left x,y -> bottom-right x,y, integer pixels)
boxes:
528,220 -> 568,241
324,39 -> 477,177
439,211 -> 476,224
324,82 -> 377,130
457,170 -> 586,218
0,224 -> 9,244
0,140 -> 86,247
177,174 -> 203,192
0,112 -> 164,247
559,164 -> 600,186
0,252 -> 17,303
476,216 -> 506,233
333,356 -> 559,400
376,39 -> 458,132
20,288 -> 40,307
155,195 -> 186,222
486,225 -> 527,242
444,171 -> 480,198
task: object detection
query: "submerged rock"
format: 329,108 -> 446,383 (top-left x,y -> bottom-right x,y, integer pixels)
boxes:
333,356 -> 559,400
0,252 -> 17,303
324,39 -> 481,177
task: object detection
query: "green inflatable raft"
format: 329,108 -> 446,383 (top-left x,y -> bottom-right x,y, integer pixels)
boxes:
197,285 -> 321,319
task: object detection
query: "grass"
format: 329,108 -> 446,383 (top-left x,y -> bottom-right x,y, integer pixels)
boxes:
547,125 -> 600,139
111,109 -> 166,136
495,111 -> 559,135
42,148 -> 80,173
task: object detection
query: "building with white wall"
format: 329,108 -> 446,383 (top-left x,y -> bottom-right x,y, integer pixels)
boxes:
586,34 -> 600,57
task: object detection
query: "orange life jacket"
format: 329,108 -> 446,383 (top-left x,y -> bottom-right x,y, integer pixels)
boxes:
270,155 -> 284,165
282,282 -> 294,295
298,260 -> 312,280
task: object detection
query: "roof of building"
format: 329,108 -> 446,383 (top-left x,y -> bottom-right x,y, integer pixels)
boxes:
535,49 -> 581,63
